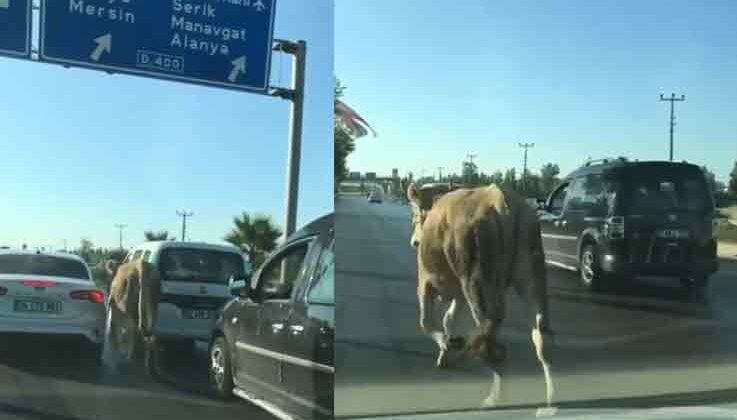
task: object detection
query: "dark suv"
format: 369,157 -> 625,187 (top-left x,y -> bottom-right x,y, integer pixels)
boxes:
208,214 -> 334,420
538,158 -> 718,292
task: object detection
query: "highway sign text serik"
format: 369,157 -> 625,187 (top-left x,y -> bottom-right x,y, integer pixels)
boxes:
40,0 -> 276,92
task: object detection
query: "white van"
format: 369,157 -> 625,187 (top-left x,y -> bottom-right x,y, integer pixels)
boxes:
122,241 -> 250,345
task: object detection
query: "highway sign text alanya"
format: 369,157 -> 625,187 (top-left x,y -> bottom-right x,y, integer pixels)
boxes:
0,0 -> 31,59
40,0 -> 276,93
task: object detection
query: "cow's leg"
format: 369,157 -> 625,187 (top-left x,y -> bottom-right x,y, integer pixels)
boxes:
515,220 -> 556,408
418,280 -> 448,368
442,298 -> 465,350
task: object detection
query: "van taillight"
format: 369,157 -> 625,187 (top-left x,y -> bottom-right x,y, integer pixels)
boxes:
70,290 -> 105,304
605,216 -> 625,239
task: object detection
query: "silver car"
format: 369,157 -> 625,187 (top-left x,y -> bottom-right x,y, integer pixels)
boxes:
0,250 -> 106,361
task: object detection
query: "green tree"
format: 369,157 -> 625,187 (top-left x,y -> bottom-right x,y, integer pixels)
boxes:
489,170 -> 504,186
144,230 -> 169,241
729,161 -> 737,196
224,212 -> 282,269
334,78 -> 375,187
503,168 -> 517,191
701,166 -> 718,193
76,238 -> 95,263
540,163 -> 561,197
462,161 -> 479,186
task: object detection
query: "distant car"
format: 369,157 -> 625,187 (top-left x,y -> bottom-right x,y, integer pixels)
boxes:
538,158 -> 718,292
368,193 -> 382,203
209,213 -> 334,420
121,241 -> 250,351
0,250 -> 106,361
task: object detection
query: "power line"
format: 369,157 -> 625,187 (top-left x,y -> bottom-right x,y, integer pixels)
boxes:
659,93 -> 685,162
114,224 -> 127,250
176,211 -> 194,242
519,142 -> 535,194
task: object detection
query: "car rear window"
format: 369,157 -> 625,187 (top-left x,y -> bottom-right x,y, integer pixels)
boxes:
0,255 -> 89,280
159,248 -> 245,285
620,168 -> 711,214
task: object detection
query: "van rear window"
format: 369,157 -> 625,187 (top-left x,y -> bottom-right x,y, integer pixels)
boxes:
159,248 -> 245,284
623,171 -> 710,214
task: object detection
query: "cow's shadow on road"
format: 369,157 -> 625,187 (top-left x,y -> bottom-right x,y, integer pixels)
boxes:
0,334 -> 214,398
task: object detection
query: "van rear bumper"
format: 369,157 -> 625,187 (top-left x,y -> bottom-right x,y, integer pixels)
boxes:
601,257 -> 719,277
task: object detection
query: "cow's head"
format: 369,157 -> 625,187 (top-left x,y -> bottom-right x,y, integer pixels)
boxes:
407,183 -> 432,248
104,259 -> 122,280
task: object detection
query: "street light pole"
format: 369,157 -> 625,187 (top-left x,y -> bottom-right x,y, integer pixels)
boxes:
271,39 -> 307,239
114,224 -> 127,250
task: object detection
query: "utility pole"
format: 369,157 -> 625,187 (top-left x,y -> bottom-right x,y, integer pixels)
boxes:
519,142 -> 534,194
465,153 -> 477,185
271,39 -> 307,239
114,224 -> 127,250
176,211 -> 194,242
659,93 -> 685,162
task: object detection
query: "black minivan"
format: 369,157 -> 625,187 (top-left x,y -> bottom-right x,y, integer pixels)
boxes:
208,214 -> 334,420
538,158 -> 718,292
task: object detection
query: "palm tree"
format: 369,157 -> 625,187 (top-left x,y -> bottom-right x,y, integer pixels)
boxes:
144,230 -> 169,241
224,212 -> 282,269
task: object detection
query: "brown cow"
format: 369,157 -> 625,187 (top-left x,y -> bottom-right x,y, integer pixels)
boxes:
408,182 -> 554,407
103,259 -> 161,373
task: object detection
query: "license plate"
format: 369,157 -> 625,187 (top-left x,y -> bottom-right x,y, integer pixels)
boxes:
183,309 -> 211,320
14,299 -> 62,314
657,229 -> 689,239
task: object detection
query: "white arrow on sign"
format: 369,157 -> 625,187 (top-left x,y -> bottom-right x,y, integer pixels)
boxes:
90,34 -> 112,62
228,56 -> 247,82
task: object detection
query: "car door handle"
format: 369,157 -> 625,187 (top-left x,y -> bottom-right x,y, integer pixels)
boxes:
289,325 -> 305,335
271,323 -> 285,333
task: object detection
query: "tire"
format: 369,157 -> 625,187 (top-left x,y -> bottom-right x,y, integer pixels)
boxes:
580,244 -> 607,292
210,336 -> 234,400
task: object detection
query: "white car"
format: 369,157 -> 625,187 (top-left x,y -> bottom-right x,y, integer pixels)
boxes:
122,241 -> 250,350
0,250 -> 106,360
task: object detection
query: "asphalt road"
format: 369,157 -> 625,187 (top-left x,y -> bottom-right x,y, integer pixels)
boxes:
0,336 -> 276,420
335,195 -> 737,418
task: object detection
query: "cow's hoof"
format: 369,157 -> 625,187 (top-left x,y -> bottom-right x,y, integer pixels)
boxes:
448,336 -> 465,350
436,350 -> 449,369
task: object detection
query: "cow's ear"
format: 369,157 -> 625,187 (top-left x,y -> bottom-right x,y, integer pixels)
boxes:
407,183 -> 419,204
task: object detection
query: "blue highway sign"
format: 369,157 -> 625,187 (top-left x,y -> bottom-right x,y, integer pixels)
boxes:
40,0 -> 277,93
0,0 -> 31,58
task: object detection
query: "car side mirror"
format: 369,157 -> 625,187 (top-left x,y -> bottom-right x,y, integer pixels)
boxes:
537,199 -> 546,210
228,275 -> 252,298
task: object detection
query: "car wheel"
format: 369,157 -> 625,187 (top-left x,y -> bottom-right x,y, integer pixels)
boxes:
580,244 -> 606,292
210,336 -> 234,400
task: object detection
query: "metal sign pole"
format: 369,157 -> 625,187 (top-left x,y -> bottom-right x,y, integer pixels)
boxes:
272,39 -> 306,239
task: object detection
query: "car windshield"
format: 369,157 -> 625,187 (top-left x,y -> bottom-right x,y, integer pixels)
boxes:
159,249 -> 245,285
623,169 -> 710,214
0,255 -> 89,280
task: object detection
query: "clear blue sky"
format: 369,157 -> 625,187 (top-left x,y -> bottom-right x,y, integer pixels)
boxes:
337,0 -> 737,185
0,0 -> 333,250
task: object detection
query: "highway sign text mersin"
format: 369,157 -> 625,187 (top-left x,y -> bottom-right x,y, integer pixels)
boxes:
40,0 -> 276,92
